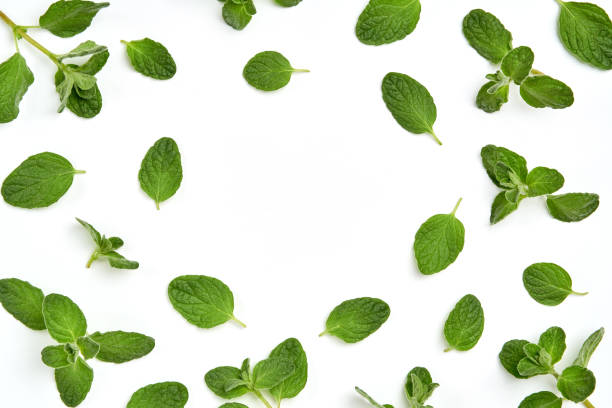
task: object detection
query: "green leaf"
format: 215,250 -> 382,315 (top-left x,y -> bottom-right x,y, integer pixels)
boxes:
168,275 -> 244,329
0,278 -> 45,330
1,152 -> 83,208
523,263 -> 585,306
499,339 -> 530,378
538,327 -> 566,364
381,72 -> 440,144
58,41 -> 107,61
219,404 -> 249,408
65,343 -> 79,364
275,0 -> 302,7
252,358 -> 295,390
405,367 -> 438,403
39,0 -> 109,38
243,51 -> 308,91
546,193 -> 599,222
481,145 -> 528,188
77,336 -> 100,360
557,365 -> 596,402
108,237 -> 124,250
123,38 -> 176,80
104,251 -> 139,269
573,327 -> 605,367
490,191 -> 519,224
518,391 -> 562,408
526,167 -> 564,197
54,358 -> 94,407
519,75 -> 574,109
54,66 -> 102,118
557,1 -> 612,70
222,0 -> 256,30
76,218 -> 102,246
517,344 -> 552,377
79,50 -> 110,75
205,366 -> 250,399
355,0 -> 421,46
355,387 -> 392,408
501,46 -> 534,84
476,80 -> 509,113
321,297 -> 390,343
269,338 -> 307,402
42,345 -> 71,368
88,331 -> 154,363
43,294 -> 87,343
443,294 -> 484,351
414,198 -> 464,275
139,137 -> 183,209
0,53 -> 34,123
127,382 -> 189,408
463,9 -> 513,63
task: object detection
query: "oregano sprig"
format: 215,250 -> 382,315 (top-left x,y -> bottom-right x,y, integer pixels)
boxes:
76,218 -> 139,269
356,367 -> 439,408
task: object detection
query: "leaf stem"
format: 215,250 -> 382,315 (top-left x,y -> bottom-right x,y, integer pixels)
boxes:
318,329 -> 328,337
86,252 -> 98,268
451,198 -> 463,216
444,347 -> 452,352
429,130 -> 442,146
73,170 -> 87,174
572,290 -> 589,296
253,389 -> 274,408
0,10 -> 61,67
292,68 -> 310,73
583,399 -> 595,408
232,316 -> 247,328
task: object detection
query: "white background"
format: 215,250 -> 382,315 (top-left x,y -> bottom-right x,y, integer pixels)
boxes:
0,0 -> 610,407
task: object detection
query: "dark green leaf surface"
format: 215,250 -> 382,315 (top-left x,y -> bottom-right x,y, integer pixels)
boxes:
405,367 -> 438,404
89,331 -> 155,363
1,152 -> 82,208
557,1 -> 612,69
463,9 -> 513,63
499,339 -> 530,378
517,344 -> 552,377
501,46 -> 534,84
127,382 -> 189,408
382,72 -> 439,144
518,391 -> 562,408
490,191 -> 519,224
476,81 -> 509,113
124,38 -> 176,80
275,0 -> 301,7
243,51 -> 307,91
523,263 -> 583,306
519,75 -> 574,109
546,193 -> 599,222
205,366 -> 250,399
77,336 -> 100,360
355,0 -> 421,46
413,199 -> 464,275
39,0 -> 109,38
557,365 -> 596,402
54,68 -> 102,118
0,278 -> 45,330
321,297 -> 390,343
139,137 -> 183,209
252,358 -> 295,390
538,327 -> 566,364
223,0 -> 256,30
43,294 -> 87,343
526,167 -> 564,197
168,275 -> 243,328
76,218 -> 102,246
54,358 -> 94,407
104,251 -> 139,269
573,327 -> 605,367
0,53 -> 34,123
481,145 -> 528,188
42,345 -> 71,368
444,294 -> 484,351
269,338 -> 307,402
219,404 -> 249,408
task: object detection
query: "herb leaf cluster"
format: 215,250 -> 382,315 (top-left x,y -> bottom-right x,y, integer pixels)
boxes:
76,218 -> 139,269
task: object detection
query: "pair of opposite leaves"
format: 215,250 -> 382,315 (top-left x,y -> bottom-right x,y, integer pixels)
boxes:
355,0 -> 612,71
1,137 -> 182,210
0,278 -> 155,407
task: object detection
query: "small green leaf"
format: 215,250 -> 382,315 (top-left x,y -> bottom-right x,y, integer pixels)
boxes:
463,9 -> 513,63
546,193 -> 599,222
557,1 -> 612,70
269,338 -> 307,402
523,263 -> 586,306
538,327 -> 566,364
77,218 -> 138,269
54,358 -> 94,407
79,50 -> 110,75
476,80 -> 509,113
104,251 -> 139,269
42,345 -> 71,368
54,66 -> 102,119
519,75 -> 574,109
243,51 -> 308,91
414,198 -> 464,275
517,344 -> 552,377
39,0 -> 109,38
252,358 -> 295,390
222,0 -> 256,30
0,53 -> 34,123
43,294 -> 87,343
573,327 -> 605,368
275,0 -> 301,7
443,294 -> 484,351
89,331 -> 155,363
355,387 -> 391,408
526,167 -> 564,197
0,278 -> 45,330
481,145 -> 528,188
501,46 -> 534,84
168,275 -> 244,329
219,404 -> 250,408
123,38 -> 176,80
2,152 -> 83,208
355,0 -> 421,46
77,336 -> 100,360
557,365 -> 596,402
58,41 -> 107,61
205,366 -> 250,399
382,72 -> 440,144
321,297 -> 390,343
127,382 -> 189,408
139,137 -> 183,209
490,191 -> 519,224
499,339 -> 530,378
76,218 -> 102,246
405,367 -> 438,404
518,391 -> 562,408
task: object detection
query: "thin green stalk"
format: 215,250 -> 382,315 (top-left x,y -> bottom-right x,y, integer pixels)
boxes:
583,399 -> 595,408
232,316 -> 247,328
292,68 -> 310,73
86,252 -> 98,268
451,198 -> 463,216
253,389 -> 274,408
429,130 -> 442,146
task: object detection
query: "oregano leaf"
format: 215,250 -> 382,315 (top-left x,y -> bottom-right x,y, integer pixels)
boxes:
127,382 -> 189,408
243,51 -> 308,91
320,297 -> 390,343
355,0 -> 421,46
523,263 -> 586,306
39,0 -> 109,38
42,294 -> 87,344
123,38 -> 176,80
519,75 -> 574,109
0,53 -> 34,123
463,9 -> 513,63
443,294 -> 485,352
546,193 -> 599,222
138,137 -> 183,210
0,278 -> 45,330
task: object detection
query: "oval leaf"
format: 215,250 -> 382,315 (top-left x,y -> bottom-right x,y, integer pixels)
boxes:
269,338 -> 308,402
523,263 -> 585,306
355,0 -> 421,46
557,365 -> 596,402
43,294 -> 87,343
252,358 -> 295,390
139,137 -> 183,210
499,339 -> 530,378
518,391 -> 562,408
321,297 -> 390,343
501,46 -> 534,84
0,278 -> 45,330
243,51 -> 308,91
444,294 -> 485,351
127,382 -> 189,408
89,331 -> 155,363
476,81 -> 509,113
0,53 -> 34,123
519,75 -> 574,109
123,38 -> 176,80
463,9 -> 513,63
39,0 -> 109,38
526,167 -> 564,197
538,326 -> 567,364
54,358 -> 94,407
546,193 -> 599,222
205,366 -> 250,399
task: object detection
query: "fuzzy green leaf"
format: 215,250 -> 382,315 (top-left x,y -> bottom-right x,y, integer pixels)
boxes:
54,358 -> 94,407
546,193 -> 599,222
518,391 -> 562,408
43,294 -> 87,343
519,75 -> 574,109
490,191 -> 519,224
205,366 -> 250,399
526,167 -> 564,197
321,297 -> 390,343
42,345 -> 71,368
444,294 -> 484,351
355,387 -> 392,408
501,46 -> 534,84
0,278 -> 45,330
269,338 -> 307,402
252,358 -> 295,390
476,80 -> 509,113
481,145 -> 528,188
355,0 -> 421,46
538,327 -> 566,364
275,0 -> 301,6
139,137 -> 183,209
523,263 -> 584,306
243,51 -> 307,91
574,328 -> 605,368
405,367 -> 438,404
557,365 -> 596,402
127,382 -> 189,408
499,339 -> 530,379
89,331 -> 155,363
77,336 -> 100,360
0,53 -> 34,123
222,0 -> 256,30
123,38 -> 176,80
463,9 -> 513,63
39,0 -> 109,38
